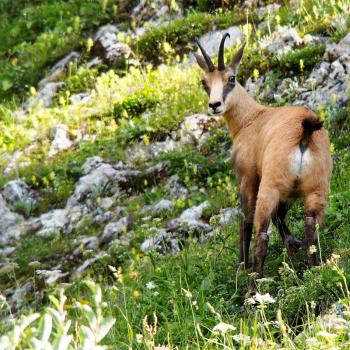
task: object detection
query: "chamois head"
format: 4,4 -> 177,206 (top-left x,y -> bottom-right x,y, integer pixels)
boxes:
195,34 -> 245,116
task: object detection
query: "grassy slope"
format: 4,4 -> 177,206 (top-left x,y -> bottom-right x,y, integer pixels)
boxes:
0,0 -> 350,348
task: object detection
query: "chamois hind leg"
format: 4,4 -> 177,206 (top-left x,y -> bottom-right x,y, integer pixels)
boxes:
303,192 -> 326,267
248,182 -> 280,294
272,202 -> 303,254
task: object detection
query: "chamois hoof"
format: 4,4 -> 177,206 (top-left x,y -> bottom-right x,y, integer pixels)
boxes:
246,272 -> 259,298
285,235 -> 303,254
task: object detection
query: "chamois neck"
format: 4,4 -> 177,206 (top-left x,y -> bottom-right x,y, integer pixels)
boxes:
223,82 -> 265,138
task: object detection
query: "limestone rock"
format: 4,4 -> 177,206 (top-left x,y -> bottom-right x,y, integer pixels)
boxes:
48,124 -> 73,157
2,179 -> 38,208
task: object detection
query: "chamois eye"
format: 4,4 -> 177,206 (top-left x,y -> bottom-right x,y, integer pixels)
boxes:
228,75 -> 235,83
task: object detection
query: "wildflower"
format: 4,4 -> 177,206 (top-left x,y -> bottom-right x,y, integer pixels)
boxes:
300,59 -> 304,72
212,322 -> 236,334
28,261 -> 41,267
153,291 -> 159,297
233,334 -> 251,345
247,292 -> 276,305
130,270 -> 140,280
253,68 -> 260,81
133,290 -> 141,299
309,245 -> 317,254
30,86 -> 36,95
316,330 -> 337,339
181,288 -> 192,299
136,334 -> 143,343
143,134 -> 150,145
146,281 -> 156,290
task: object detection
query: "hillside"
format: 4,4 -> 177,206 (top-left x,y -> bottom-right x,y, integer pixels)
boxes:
0,0 -> 350,348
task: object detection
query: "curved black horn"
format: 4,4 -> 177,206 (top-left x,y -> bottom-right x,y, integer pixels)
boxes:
195,38 -> 215,72
218,33 -> 230,71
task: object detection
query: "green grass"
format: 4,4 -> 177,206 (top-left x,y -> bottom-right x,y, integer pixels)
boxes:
0,0 -> 350,348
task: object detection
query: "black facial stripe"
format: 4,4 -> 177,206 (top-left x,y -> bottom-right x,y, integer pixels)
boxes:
223,82 -> 235,102
201,81 -> 210,96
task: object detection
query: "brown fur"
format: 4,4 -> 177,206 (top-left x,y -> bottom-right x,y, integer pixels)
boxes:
195,42 -> 333,293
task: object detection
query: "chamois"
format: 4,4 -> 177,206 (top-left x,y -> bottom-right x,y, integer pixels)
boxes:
195,34 -> 332,294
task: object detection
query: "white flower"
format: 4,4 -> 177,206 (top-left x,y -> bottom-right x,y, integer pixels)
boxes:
146,281 -> 156,290
181,288 -> 192,298
254,293 -> 276,304
309,245 -> 317,254
316,330 -> 337,339
246,293 -> 276,305
136,334 -> 143,343
153,291 -> 159,297
233,334 -> 251,345
212,322 -> 236,334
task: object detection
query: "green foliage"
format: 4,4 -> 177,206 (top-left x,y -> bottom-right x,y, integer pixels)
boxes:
135,11 -> 250,64
0,0 -> 350,348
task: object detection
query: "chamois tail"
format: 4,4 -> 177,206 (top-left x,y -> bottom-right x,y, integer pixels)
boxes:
299,116 -> 323,152
302,117 -> 323,136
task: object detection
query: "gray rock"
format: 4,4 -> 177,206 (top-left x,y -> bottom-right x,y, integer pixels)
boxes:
70,92 -> 92,105
180,114 -> 219,145
164,175 -> 188,198
0,194 -> 25,245
40,52 -> 80,86
125,137 -> 177,164
140,229 -> 180,254
256,3 -> 281,19
132,0 -> 183,27
102,215 -> 133,242
2,179 -> 38,208
153,199 -> 173,214
264,27 -> 303,56
94,24 -> 131,64
73,236 -> 99,255
25,82 -> 65,110
36,209 -> 69,237
167,201 -> 212,234
82,156 -> 104,174
74,252 -> 108,275
218,207 -> 241,225
36,269 -> 69,285
0,247 -> 16,257
325,32 -> 350,60
48,124 -> 73,157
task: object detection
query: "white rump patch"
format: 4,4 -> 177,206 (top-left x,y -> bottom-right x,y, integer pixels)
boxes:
289,147 -> 312,177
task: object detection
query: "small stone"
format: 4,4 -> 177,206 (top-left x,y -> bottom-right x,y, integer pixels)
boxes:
48,124 -> 73,157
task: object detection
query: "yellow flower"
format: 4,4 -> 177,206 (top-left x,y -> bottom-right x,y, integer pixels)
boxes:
30,86 -> 36,95
299,59 -> 304,72
253,68 -> 259,81
130,271 -> 140,280
133,290 -> 141,299
143,134 -> 150,145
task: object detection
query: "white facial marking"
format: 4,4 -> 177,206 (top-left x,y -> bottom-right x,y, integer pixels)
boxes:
289,147 -> 312,177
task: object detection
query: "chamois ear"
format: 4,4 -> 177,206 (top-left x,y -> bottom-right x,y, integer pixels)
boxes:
194,53 -> 208,72
230,42 -> 246,73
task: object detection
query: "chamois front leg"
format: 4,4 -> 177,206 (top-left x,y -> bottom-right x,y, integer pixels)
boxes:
248,183 -> 279,295
238,179 -> 258,269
